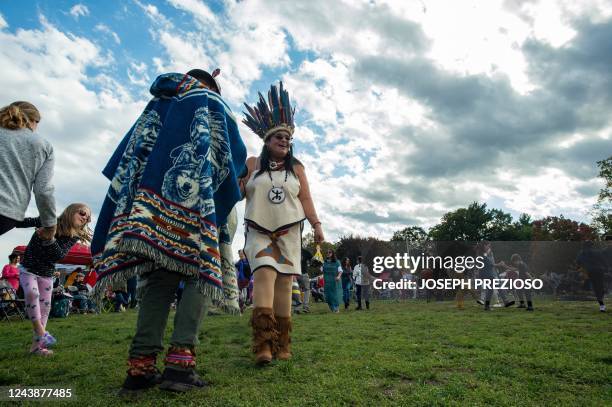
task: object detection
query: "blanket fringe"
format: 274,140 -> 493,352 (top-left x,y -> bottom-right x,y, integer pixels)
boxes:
118,237 -> 205,277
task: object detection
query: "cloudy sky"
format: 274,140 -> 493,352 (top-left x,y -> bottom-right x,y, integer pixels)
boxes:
1,0 -> 611,257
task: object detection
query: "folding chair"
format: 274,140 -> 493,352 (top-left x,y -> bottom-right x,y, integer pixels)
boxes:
0,286 -> 26,322
100,289 -> 116,313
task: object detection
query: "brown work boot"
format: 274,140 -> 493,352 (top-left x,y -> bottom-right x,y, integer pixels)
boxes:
275,316 -> 292,361
250,307 -> 278,365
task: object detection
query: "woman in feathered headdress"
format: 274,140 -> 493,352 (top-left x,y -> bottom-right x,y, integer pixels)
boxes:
241,82 -> 324,365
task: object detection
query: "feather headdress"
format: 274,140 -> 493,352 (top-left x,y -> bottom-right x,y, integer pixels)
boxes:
243,82 -> 295,140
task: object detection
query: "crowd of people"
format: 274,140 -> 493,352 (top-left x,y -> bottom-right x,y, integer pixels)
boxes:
0,68 -> 608,398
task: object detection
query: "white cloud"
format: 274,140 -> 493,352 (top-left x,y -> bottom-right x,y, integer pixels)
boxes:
153,0 -> 290,103
134,0 -> 173,29
167,0 -> 215,24
127,61 -> 150,86
94,23 -> 121,44
3,1 -> 610,258
69,4 -> 90,19
0,13 -> 8,29
493,168 -> 598,221
0,16 -> 145,256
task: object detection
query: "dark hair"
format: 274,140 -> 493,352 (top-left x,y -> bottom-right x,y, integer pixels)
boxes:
254,143 -> 302,179
476,241 -> 490,255
326,249 -> 337,262
186,69 -> 220,94
342,257 -> 351,268
8,253 -> 19,262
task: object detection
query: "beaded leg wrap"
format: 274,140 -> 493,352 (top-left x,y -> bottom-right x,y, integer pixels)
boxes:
127,355 -> 159,377
160,346 -> 206,392
250,307 -> 278,365
275,316 -> 292,360
164,346 -> 197,370
121,355 -> 162,395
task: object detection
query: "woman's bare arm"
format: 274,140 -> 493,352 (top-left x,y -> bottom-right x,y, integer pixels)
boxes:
239,156 -> 258,198
296,164 -> 325,242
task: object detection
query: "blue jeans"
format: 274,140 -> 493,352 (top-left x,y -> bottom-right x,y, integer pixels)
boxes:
72,294 -> 95,311
114,291 -> 129,311
342,279 -> 352,305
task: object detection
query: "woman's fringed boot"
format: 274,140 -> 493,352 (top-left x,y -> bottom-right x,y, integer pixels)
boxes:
250,307 -> 278,365
275,316 -> 292,361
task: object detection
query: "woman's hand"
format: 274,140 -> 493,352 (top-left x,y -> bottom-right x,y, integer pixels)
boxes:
313,223 -> 325,243
36,226 -> 56,241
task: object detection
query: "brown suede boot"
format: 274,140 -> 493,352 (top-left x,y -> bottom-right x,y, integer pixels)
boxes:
275,316 -> 292,361
250,307 -> 278,365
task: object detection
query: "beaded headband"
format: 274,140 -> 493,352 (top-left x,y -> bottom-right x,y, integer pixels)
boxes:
243,82 -> 295,140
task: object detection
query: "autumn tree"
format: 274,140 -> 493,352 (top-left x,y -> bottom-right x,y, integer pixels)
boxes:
531,215 -> 598,241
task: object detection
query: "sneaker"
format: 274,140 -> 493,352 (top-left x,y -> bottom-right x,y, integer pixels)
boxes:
600,304 -> 606,312
42,332 -> 57,348
476,300 -> 485,305
504,301 -> 515,308
159,368 -> 207,393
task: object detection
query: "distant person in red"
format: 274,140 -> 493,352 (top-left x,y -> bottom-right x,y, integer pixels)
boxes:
1,253 -> 20,290
84,267 -> 97,288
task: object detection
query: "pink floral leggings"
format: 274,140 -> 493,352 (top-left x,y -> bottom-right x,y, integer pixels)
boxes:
19,269 -> 53,326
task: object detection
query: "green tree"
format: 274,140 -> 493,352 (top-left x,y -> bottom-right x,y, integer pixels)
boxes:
335,235 -> 394,270
510,213 -> 533,241
591,156 -> 612,236
428,202 -> 517,241
390,226 -> 428,246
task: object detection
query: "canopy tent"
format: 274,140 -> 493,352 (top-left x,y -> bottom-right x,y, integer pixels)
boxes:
12,242 -> 92,266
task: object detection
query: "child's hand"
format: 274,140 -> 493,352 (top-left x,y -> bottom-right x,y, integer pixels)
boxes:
36,226 -> 56,240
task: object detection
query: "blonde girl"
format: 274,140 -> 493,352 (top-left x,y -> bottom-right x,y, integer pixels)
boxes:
19,203 -> 92,355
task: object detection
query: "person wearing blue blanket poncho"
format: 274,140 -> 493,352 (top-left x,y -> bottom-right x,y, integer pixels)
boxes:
91,69 -> 246,395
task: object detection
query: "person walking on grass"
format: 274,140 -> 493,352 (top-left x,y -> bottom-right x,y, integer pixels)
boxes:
322,249 -> 342,313
298,247 -> 313,313
576,241 -> 608,312
19,203 -> 92,356
353,256 -> 372,310
0,101 -> 56,239
92,69 -> 245,395
240,82 -> 324,365
477,241 -> 515,311
509,254 -> 534,311
341,257 -> 353,310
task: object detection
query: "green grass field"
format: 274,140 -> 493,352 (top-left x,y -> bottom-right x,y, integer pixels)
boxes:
1,299 -> 611,406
